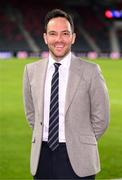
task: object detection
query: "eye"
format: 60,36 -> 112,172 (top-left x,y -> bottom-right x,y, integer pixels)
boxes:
62,31 -> 71,36
48,32 -> 57,36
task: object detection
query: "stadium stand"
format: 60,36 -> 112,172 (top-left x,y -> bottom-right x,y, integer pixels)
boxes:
0,0 -> 122,56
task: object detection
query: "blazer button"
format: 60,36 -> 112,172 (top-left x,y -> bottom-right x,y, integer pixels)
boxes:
40,122 -> 42,126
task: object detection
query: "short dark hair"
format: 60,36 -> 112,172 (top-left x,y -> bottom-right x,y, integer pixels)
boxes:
44,9 -> 74,33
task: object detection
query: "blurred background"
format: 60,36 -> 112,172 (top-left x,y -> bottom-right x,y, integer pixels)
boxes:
0,0 -> 122,179
0,0 -> 122,58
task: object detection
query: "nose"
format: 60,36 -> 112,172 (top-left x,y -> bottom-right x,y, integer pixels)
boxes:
55,34 -> 63,42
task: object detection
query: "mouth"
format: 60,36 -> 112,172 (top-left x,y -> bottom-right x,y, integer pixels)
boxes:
55,43 -> 64,48
55,45 -> 64,51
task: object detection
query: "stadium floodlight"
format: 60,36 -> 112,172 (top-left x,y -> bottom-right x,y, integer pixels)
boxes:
105,9 -> 122,19
105,10 -> 113,19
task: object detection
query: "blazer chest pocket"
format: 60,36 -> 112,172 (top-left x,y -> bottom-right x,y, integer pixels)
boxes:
79,135 -> 97,145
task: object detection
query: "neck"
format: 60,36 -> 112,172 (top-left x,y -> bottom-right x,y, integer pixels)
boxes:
49,52 -> 71,62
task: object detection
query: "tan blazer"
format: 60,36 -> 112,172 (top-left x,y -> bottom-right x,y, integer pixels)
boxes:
23,54 -> 109,177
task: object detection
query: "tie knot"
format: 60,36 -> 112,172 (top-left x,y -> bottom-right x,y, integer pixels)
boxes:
54,63 -> 61,70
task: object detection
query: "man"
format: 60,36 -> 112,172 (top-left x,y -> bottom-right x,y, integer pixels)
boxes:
23,9 -> 109,179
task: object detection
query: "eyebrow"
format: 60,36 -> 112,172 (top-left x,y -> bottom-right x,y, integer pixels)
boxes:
48,30 -> 71,33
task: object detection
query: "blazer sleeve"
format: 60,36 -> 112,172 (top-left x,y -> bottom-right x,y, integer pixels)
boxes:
23,65 -> 35,129
89,64 -> 110,140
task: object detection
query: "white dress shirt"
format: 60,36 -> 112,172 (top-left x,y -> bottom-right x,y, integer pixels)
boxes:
43,52 -> 71,142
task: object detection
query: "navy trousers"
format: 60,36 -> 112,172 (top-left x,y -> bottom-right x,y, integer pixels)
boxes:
34,142 -> 95,180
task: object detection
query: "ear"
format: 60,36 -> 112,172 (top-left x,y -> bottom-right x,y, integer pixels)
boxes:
43,33 -> 47,44
72,33 -> 76,44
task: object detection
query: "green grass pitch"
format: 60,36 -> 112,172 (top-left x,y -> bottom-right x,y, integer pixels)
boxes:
0,57 -> 122,179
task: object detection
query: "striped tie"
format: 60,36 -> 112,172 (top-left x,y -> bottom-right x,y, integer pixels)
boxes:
48,63 -> 61,151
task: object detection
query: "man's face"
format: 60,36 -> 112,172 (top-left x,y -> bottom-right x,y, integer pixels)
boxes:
43,17 -> 76,61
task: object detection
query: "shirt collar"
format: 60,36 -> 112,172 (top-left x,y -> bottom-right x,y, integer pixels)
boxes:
48,52 -> 71,70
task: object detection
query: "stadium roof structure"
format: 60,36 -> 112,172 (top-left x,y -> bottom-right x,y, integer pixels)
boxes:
1,0 -> 122,8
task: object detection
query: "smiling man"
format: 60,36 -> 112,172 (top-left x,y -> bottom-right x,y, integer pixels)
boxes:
43,16 -> 76,60
23,9 -> 110,179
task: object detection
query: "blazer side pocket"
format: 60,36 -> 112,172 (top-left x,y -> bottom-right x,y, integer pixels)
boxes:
79,135 -> 97,145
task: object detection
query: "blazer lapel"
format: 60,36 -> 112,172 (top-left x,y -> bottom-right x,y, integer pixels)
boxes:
65,56 -> 83,116
36,59 -> 48,117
